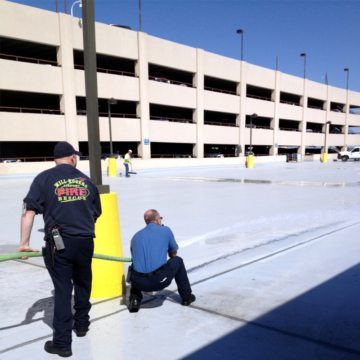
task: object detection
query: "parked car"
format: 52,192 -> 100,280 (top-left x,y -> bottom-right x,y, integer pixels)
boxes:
337,147 -> 360,161
208,153 -> 224,158
1,159 -> 21,163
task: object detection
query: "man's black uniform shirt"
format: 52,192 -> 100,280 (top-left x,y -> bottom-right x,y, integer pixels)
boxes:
24,164 -> 101,238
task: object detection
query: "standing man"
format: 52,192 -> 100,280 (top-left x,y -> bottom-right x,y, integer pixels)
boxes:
123,149 -> 132,177
128,209 -> 195,312
18,141 -> 101,357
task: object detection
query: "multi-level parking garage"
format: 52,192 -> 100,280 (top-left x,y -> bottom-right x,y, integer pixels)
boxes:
1,1 -> 360,161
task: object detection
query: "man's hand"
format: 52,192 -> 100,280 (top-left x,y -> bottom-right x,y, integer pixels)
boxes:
19,209 -> 37,259
17,245 -> 38,253
17,245 -> 39,260
168,250 -> 177,258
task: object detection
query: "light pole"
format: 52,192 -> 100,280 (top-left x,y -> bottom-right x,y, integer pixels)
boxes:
299,53 -> 307,158
344,67 -> 349,90
236,29 -> 244,61
138,0 -> 142,31
82,0 -> 104,188
324,121 -> 331,152
107,98 -> 117,156
245,113 -> 257,168
344,68 -> 349,150
300,53 -> 307,79
70,0 -> 82,16
321,121 -> 331,163
249,113 -> 257,153
236,28 -> 244,158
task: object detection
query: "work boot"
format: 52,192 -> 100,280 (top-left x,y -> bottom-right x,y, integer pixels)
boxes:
128,296 -> 141,313
44,341 -> 72,357
74,328 -> 88,337
181,294 -> 196,306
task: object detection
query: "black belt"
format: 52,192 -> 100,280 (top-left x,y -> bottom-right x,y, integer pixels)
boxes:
134,264 -> 166,277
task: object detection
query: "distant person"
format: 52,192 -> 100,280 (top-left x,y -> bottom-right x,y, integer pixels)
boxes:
124,149 -> 132,177
18,141 -> 102,358
128,209 -> 195,312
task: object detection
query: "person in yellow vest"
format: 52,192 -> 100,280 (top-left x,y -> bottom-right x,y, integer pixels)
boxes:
124,149 -> 132,177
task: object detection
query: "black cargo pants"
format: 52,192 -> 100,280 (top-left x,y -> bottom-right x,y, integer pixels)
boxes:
42,236 -> 94,351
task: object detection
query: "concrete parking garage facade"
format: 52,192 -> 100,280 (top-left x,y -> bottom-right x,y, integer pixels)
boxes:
1,1 -> 360,161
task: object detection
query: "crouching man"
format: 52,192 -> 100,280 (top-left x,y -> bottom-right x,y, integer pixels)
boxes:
128,209 -> 195,312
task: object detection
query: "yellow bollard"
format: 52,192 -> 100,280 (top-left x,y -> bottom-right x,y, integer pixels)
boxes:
91,192 -> 124,299
107,157 -> 117,177
246,154 -> 254,168
321,152 -> 328,163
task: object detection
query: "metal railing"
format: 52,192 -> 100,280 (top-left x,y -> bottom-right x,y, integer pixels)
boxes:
279,127 -> 301,132
280,100 -> 301,106
204,121 -> 238,127
0,105 -> 62,115
0,52 -> 58,66
306,129 -> 323,133
149,76 -> 194,88
245,124 -> 272,130
307,104 -> 325,110
246,94 -> 273,102
151,154 -> 193,158
98,111 -> 138,118
150,116 -> 193,124
0,156 -> 54,163
204,86 -> 237,95
74,63 -> 136,77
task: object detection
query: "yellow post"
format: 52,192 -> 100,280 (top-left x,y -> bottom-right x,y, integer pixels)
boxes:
321,152 -> 328,163
107,157 -> 117,177
246,154 -> 254,168
91,192 -> 124,299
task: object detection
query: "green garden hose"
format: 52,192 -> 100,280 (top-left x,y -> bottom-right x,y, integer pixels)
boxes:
0,251 -> 131,263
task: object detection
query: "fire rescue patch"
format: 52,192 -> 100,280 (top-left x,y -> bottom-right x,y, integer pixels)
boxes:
54,177 -> 89,202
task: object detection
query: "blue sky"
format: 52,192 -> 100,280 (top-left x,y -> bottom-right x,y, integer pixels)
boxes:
12,0 -> 360,92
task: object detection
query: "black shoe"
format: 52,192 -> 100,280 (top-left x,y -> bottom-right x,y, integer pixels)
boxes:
181,294 -> 196,306
44,341 -> 72,357
128,297 -> 141,313
74,328 -> 88,337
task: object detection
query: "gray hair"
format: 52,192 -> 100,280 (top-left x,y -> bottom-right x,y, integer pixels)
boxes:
144,209 -> 160,224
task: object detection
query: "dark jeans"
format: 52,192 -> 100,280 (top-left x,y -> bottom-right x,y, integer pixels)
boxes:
130,256 -> 192,300
43,236 -> 94,350
124,163 -> 129,176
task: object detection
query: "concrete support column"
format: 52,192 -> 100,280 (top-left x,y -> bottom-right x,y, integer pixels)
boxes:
194,48 -> 204,158
325,81 -> 330,128
136,32 -> 151,159
270,70 -> 280,155
321,123 -> 327,153
58,14 -> 79,149
344,91 -> 349,150
299,79 -> 308,157
238,61 -> 247,156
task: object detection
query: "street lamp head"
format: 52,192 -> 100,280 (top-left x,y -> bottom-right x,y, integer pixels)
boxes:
300,53 -> 306,57
326,121 -> 332,125
70,0 -> 82,16
108,98 -> 117,105
236,29 -> 243,35
344,68 -> 349,72
251,113 -> 258,119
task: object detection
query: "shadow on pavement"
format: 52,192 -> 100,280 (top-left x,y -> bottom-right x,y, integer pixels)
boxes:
183,263 -> 360,360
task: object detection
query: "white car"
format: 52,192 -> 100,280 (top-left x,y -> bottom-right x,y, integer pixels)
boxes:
208,153 -> 224,158
337,147 -> 360,161
1,159 -> 21,163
